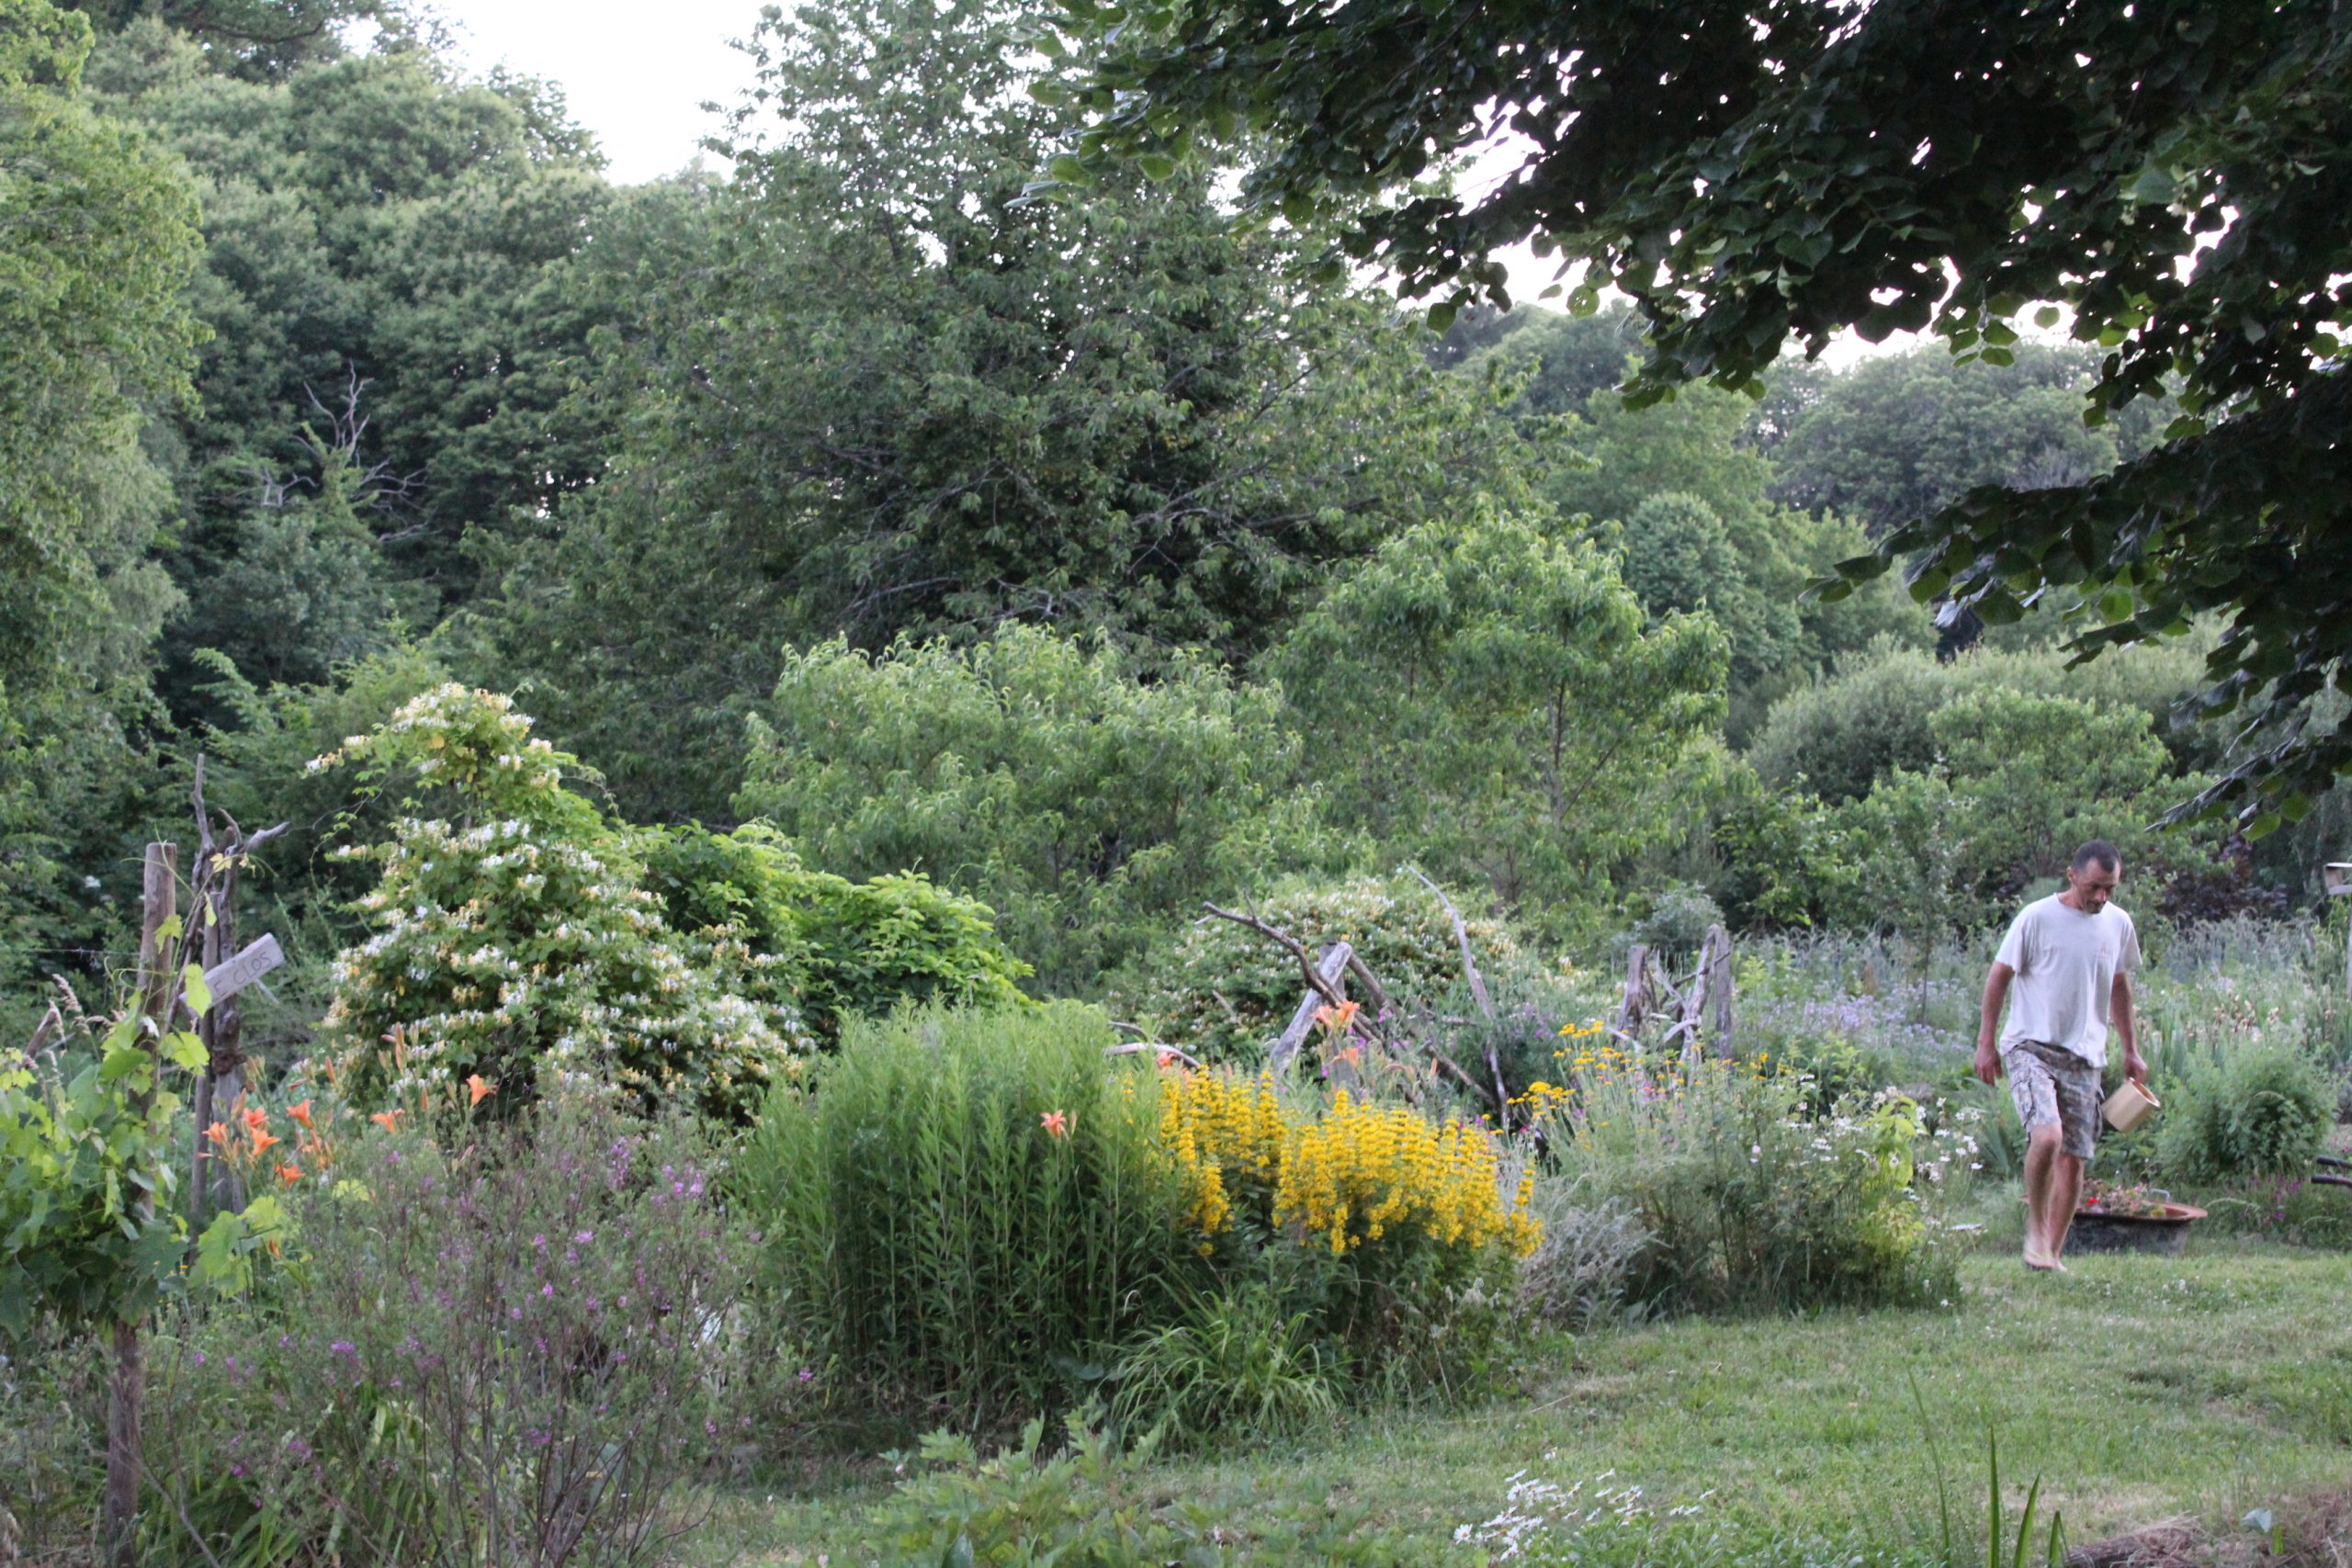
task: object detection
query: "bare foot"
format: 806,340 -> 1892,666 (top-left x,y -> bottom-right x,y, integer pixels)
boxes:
2025,1250 -> 2058,1271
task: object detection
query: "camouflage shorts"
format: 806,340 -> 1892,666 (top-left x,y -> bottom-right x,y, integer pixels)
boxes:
2004,1041 -> 2100,1160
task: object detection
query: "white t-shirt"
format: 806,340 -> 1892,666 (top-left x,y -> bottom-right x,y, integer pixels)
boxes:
1994,894 -> 2142,1070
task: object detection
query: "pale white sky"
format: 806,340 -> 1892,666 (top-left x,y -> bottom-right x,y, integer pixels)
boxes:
431,0 -> 763,183
424,2 -> 1913,363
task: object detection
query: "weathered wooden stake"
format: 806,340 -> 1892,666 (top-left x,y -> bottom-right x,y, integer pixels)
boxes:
105,840 -> 175,1568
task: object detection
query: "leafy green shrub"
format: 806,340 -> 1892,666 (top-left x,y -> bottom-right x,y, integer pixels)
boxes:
2155,1044 -> 2332,1183
1272,504 -> 1726,935
1629,882 -> 1725,955
737,626 -> 1336,995
635,822 -> 1028,1042
1543,1057 -> 1968,1314
140,1107 -> 755,1568
318,684 -> 813,1121
1125,873 -> 1522,1064
1109,1287 -> 1340,1450
1747,637 -> 2216,805
734,1003 -> 1204,1428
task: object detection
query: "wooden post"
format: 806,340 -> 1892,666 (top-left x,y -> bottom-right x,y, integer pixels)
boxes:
1269,942 -> 1352,1075
106,840 -> 175,1568
1700,924 -> 1735,1057
1616,943 -> 1650,1037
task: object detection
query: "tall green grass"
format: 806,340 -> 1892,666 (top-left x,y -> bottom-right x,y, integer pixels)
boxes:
733,1003 -> 1205,1428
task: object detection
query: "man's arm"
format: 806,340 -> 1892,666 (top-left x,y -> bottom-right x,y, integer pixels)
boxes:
2112,973 -> 2144,1084
1976,962 -> 2013,1086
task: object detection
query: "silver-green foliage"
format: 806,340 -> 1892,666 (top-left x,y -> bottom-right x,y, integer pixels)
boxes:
1124,873 -> 1521,1064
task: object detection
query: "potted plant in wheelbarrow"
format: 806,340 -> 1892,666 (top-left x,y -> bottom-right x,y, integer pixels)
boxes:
2070,1179 -> 2206,1256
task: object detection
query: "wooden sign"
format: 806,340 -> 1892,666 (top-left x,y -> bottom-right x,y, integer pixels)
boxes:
203,933 -> 284,1003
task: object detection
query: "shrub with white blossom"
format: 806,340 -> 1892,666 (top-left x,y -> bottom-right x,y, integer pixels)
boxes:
315,684 -> 812,1121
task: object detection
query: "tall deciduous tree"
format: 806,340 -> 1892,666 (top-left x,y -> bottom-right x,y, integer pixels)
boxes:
1272,504 -> 1727,931
87,21 -> 615,641
1066,0 -> 2352,829
0,0 -> 203,987
483,0 -> 1545,822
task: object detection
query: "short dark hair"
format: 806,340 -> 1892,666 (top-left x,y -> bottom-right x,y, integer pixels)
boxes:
2071,840 -> 2121,874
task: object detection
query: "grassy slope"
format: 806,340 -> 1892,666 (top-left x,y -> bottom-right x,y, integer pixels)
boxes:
688,1233 -> 2352,1563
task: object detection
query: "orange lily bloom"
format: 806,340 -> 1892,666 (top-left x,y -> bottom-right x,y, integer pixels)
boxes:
288,1099 -> 315,1130
204,1121 -> 232,1147
275,1163 -> 303,1185
466,1074 -> 496,1107
1335,1043 -> 1363,1068
250,1129 -> 281,1157
1039,1109 -> 1070,1139
241,1104 -> 268,1134
370,1110 -> 402,1132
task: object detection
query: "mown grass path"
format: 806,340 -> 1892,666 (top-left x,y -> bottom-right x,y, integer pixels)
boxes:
691,1240 -> 2352,1562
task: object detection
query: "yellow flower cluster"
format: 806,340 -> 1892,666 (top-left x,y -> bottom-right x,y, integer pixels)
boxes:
1159,1070 -> 1538,1259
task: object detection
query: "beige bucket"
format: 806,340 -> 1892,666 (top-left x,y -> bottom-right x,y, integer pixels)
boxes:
2102,1078 -> 2160,1134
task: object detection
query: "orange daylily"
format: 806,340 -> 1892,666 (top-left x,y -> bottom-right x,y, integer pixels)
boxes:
287,1099 -> 315,1130
300,1138 -> 332,1168
204,1121 -> 232,1147
370,1110 -> 402,1132
1039,1110 -> 1070,1139
1334,1043 -> 1363,1068
240,1104 -> 268,1134
1312,998 -> 1363,1034
466,1074 -> 496,1107
250,1129 -> 281,1157
275,1163 -> 303,1185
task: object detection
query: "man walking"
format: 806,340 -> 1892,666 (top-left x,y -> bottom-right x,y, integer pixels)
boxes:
1976,840 -> 2146,1270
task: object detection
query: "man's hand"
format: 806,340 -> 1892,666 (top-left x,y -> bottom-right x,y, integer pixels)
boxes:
1974,1037 -> 2003,1087
2122,1047 -> 2147,1087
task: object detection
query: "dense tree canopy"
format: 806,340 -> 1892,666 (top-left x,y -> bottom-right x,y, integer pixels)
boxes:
89,20 -> 615,676
0,0 -> 204,982
482,0 -> 1547,821
1065,0 -> 2352,829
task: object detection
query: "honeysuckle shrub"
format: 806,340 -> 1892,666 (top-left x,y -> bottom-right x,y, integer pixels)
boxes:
136,1106 -> 759,1568
1537,1052 -> 1971,1315
315,684 -> 811,1121
316,686 -> 1029,1120
1122,873 -> 1522,1065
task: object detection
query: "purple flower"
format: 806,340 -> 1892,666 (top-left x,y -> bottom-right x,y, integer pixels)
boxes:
193,1351 -> 206,1367
797,1367 -> 814,1383
573,1229 -> 593,1244
285,1438 -> 311,1461
540,1283 -> 554,1298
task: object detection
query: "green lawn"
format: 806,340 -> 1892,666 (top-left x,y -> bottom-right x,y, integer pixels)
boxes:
686,1229 -> 2352,1564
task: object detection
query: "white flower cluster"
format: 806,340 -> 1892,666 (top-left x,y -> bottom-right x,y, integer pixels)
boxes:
1453,1466 -> 1712,1560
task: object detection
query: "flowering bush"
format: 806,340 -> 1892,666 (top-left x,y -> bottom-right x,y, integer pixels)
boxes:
141,1107 -> 756,1567
1158,1066 -> 1537,1372
1538,1053 -> 1970,1314
316,684 -> 812,1121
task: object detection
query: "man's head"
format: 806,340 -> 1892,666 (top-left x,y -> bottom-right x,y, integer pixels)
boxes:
2064,840 -> 2121,912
